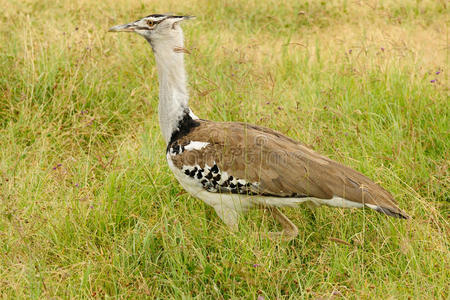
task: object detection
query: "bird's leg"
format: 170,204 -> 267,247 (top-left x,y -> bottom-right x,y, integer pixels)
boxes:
305,202 -> 318,210
305,202 -> 317,222
213,205 -> 239,231
264,207 -> 299,241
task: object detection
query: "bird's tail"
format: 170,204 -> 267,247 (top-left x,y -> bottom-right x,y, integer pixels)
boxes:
366,203 -> 410,219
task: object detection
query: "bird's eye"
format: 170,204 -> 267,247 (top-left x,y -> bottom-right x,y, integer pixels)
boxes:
146,20 -> 155,27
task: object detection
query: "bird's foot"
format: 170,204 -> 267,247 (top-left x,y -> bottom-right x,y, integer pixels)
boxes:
267,230 -> 298,241
262,207 -> 299,241
253,230 -> 297,242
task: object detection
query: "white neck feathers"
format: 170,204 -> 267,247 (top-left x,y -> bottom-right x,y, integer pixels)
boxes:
148,29 -> 197,144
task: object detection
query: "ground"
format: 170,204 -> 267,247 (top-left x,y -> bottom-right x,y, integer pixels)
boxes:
0,0 -> 448,298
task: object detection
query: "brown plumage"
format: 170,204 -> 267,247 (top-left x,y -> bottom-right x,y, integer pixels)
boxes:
169,120 -> 409,219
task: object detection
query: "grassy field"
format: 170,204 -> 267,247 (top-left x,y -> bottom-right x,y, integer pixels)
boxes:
0,0 -> 448,298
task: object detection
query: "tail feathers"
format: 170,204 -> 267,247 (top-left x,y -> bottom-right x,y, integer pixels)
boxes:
366,204 -> 410,219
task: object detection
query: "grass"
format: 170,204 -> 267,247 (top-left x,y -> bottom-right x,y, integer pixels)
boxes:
0,0 -> 448,298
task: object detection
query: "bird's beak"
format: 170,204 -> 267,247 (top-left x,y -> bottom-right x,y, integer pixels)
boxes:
108,22 -> 136,33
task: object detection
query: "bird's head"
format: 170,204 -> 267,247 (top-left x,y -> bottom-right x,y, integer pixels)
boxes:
108,14 -> 193,45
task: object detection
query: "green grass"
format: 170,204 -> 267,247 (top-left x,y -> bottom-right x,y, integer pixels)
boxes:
0,0 -> 448,298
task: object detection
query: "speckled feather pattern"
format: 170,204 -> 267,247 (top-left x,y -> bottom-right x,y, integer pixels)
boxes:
169,141 -> 261,195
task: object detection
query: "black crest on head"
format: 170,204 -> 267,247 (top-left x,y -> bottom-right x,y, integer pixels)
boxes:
146,14 -> 167,18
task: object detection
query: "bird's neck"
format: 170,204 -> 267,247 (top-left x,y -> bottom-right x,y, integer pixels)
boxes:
149,36 -> 198,144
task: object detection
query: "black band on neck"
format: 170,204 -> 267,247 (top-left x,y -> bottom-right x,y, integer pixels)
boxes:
167,109 -> 200,152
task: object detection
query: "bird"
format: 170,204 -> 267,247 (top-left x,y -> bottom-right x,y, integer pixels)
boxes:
109,14 -> 409,240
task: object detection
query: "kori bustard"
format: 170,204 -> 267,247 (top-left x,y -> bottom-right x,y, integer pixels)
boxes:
109,14 -> 409,240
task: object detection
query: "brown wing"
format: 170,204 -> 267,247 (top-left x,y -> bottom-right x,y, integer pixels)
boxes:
169,120 -> 408,218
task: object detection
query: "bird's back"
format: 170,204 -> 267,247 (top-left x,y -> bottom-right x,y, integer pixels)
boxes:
167,120 -> 409,219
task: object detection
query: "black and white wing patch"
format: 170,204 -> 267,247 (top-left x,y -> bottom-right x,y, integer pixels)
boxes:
167,141 -> 261,195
